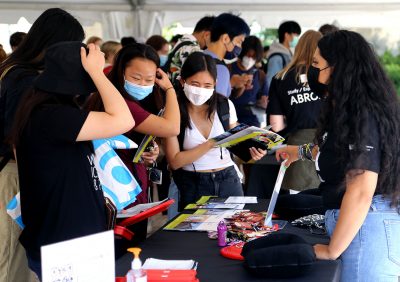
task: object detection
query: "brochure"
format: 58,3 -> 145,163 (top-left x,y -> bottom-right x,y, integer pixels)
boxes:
132,108 -> 165,163
184,196 -> 245,210
225,196 -> 258,204
211,123 -> 285,162
164,209 -> 241,232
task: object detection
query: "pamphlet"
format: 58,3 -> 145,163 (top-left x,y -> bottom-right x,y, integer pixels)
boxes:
185,196 -> 245,210
164,209 -> 241,232
211,123 -> 285,162
132,108 -> 165,163
225,196 -> 258,204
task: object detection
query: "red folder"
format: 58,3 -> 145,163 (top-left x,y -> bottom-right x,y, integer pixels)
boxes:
118,199 -> 175,227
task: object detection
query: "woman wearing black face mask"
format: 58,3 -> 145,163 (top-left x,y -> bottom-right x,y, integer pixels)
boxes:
267,30 -> 323,192
276,30 -> 400,281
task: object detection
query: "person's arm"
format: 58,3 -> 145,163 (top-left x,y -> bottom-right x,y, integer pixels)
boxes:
164,136 -> 215,170
314,170 -> 377,259
134,68 -> 180,137
77,44 -> 134,141
269,115 -> 286,132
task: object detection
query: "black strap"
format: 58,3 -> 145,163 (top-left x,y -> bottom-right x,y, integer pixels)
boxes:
177,94 -> 230,151
213,57 -> 227,66
162,40 -> 195,73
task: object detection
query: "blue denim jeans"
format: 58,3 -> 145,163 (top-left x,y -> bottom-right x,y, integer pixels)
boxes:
325,195 -> 400,282
174,165 -> 243,209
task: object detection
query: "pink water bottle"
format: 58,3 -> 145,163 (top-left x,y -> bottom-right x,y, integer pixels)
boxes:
217,220 -> 227,247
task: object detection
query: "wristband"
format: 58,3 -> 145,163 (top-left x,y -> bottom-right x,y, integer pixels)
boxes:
299,143 -> 316,161
164,86 -> 174,93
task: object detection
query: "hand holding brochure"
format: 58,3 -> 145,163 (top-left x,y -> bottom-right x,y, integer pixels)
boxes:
132,108 -> 165,163
211,123 -> 285,162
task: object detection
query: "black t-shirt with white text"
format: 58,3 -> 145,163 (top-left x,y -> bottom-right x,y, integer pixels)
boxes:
17,103 -> 106,260
267,68 -> 322,134
316,116 -> 381,209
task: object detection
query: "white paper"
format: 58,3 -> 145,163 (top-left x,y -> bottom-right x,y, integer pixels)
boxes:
225,196 -> 258,204
142,258 -> 197,270
41,230 -> 115,282
117,199 -> 169,218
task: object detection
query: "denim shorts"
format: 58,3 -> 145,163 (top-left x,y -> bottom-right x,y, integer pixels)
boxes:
325,195 -> 400,282
173,165 -> 243,209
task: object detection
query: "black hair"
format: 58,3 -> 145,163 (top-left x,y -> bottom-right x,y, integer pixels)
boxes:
9,32 -> 26,49
278,21 -> 301,43
239,35 -> 263,62
318,24 -> 339,36
170,34 -> 183,44
0,8 -> 84,74
121,36 -> 137,47
263,46 -> 270,52
86,43 -> 163,114
146,35 -> 168,52
193,16 -> 215,33
315,30 -> 400,207
210,13 -> 250,42
178,52 -> 218,130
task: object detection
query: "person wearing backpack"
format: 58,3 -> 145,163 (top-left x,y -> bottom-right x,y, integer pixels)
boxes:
166,16 -> 215,82
204,13 -> 251,98
164,52 -> 265,209
265,21 -> 301,89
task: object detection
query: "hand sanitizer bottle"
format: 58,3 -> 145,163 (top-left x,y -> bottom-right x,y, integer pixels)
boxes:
126,247 -> 147,282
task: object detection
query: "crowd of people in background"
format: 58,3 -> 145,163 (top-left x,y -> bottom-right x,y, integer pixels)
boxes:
0,7 -> 399,282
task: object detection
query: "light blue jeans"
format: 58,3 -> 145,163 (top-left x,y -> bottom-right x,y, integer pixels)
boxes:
325,195 -> 400,282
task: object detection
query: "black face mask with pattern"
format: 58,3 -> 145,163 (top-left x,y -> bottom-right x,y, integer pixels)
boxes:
307,65 -> 329,98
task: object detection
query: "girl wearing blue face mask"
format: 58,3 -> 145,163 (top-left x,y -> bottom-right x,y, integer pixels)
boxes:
164,52 -> 266,210
86,43 -> 180,244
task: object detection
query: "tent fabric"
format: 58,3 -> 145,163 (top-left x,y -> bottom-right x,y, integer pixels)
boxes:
0,1 -> 399,46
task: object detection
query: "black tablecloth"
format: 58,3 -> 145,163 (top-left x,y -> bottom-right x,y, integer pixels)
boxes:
116,200 -> 342,282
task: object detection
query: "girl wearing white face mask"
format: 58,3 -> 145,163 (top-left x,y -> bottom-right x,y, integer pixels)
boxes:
164,52 -> 266,209
86,43 -> 180,244
230,36 -> 269,127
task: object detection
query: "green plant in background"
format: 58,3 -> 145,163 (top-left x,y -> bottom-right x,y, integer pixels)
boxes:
254,28 -> 278,47
380,51 -> 400,96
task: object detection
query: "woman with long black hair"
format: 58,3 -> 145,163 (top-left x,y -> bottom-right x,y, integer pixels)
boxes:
277,30 -> 400,281
0,8 -> 86,281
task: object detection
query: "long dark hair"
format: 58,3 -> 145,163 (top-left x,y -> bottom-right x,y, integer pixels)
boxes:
315,30 -> 400,207
177,52 -> 218,131
0,8 -> 84,74
86,43 -> 163,113
9,90 -> 76,146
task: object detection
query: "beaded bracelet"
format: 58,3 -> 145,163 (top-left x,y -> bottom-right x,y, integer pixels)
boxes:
298,143 -> 316,161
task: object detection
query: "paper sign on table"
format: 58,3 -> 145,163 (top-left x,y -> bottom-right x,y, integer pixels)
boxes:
224,196 -> 258,204
41,230 -> 115,282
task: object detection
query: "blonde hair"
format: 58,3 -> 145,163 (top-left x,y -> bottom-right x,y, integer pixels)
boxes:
101,41 -> 122,60
276,30 -> 322,82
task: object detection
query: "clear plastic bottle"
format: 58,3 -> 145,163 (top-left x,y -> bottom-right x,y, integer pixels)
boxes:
126,247 -> 147,282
